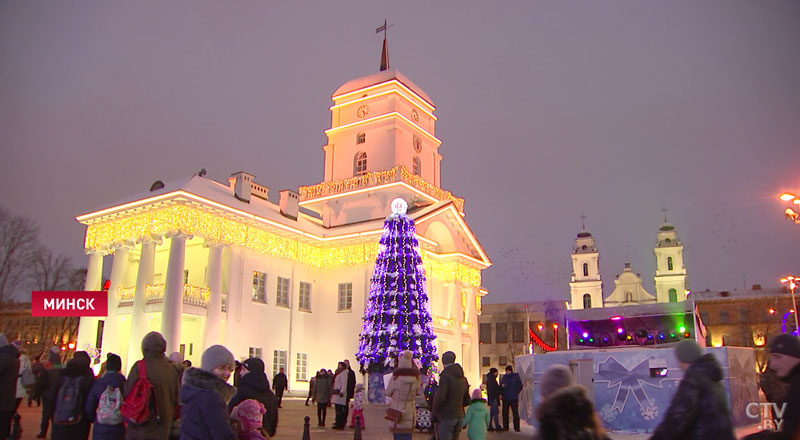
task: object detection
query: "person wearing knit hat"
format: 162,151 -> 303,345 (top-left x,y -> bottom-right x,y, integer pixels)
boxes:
124,331 -> 180,440
650,341 -> 735,440
231,399 -> 267,440
50,350 -> 96,439
228,357 -> 279,438
179,345 -> 237,439
385,351 -> 421,438
744,334 -> 800,440
85,352 -> 126,439
462,389 -> 489,440
432,350 -> 470,440
539,364 -> 575,399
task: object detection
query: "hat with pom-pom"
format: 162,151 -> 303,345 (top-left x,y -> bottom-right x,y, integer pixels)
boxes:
398,350 -> 414,369
231,399 -> 266,432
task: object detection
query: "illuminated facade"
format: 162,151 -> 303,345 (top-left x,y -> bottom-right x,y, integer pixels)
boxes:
75,66 -> 491,390
568,222 -> 688,309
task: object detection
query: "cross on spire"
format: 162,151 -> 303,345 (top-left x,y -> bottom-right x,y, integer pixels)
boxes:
661,207 -> 669,223
579,214 -> 587,230
376,19 -> 393,71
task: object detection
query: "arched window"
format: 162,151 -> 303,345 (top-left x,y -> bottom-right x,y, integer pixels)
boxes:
354,152 -> 367,176
669,288 -> 678,303
667,257 -> 674,271
583,294 -> 592,309
582,263 -> 588,277
625,292 -> 633,303
413,156 -> 421,176
356,132 -> 366,144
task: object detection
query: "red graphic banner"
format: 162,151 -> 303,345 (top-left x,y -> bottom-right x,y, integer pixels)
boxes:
31,291 -> 108,317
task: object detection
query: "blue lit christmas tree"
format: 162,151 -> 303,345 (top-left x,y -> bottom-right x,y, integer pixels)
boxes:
356,198 -> 438,374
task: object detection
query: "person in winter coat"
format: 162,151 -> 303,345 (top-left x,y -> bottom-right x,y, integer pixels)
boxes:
313,370 -> 332,426
231,399 -> 267,440
462,389 -> 489,440
15,348 -> 33,410
31,356 -> 46,407
485,368 -> 501,431
36,347 -> 63,439
50,351 -> 96,440
348,383 -> 365,429
499,365 -> 523,432
179,345 -> 236,440
271,368 -> 287,408
650,340 -> 735,440
345,359 -> 356,424
432,351 -> 471,440
85,353 -> 126,440
305,374 -> 316,406
0,335 -> 20,440
228,358 -> 278,438
167,352 -> 187,440
535,364 -> 609,440
744,333 -> 800,440
124,331 -> 180,440
385,351 -> 421,440
330,362 -> 349,430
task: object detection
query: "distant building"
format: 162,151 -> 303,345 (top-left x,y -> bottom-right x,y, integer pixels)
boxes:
0,301 -> 79,359
477,301 -> 566,372
568,221 -> 689,309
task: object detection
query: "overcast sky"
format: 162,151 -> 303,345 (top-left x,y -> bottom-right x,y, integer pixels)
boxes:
2,1 -> 799,304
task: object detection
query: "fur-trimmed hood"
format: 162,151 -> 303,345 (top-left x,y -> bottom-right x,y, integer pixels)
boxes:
180,367 -> 236,404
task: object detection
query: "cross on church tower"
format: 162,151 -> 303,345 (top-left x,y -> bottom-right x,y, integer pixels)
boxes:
661,207 -> 669,223
376,19 -> 393,71
579,214 -> 587,230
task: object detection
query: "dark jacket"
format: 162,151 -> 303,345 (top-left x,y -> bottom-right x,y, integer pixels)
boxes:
124,353 -> 180,439
272,372 -> 287,393
432,363 -> 470,420
228,371 -> 278,438
0,344 -> 20,412
485,371 -> 501,403
746,363 -> 800,440
346,367 -> 356,400
650,354 -> 735,440
500,371 -> 523,401
50,358 -> 96,440
535,385 -> 610,440
179,367 -> 235,440
313,372 -> 332,404
85,371 -> 126,440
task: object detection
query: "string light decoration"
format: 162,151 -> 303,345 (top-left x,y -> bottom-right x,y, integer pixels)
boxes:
356,198 -> 438,372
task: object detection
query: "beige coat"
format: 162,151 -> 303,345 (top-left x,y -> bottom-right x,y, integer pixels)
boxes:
385,369 -> 420,434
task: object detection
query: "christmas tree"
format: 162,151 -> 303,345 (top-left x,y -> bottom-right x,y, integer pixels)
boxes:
356,198 -> 438,372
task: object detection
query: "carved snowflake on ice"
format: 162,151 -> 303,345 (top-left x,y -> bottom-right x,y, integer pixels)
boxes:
600,404 -> 617,422
641,405 -> 659,421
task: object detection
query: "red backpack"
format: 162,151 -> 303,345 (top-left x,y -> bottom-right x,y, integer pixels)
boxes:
120,360 -> 159,426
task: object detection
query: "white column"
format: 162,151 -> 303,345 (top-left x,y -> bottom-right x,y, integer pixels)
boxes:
104,246 -> 131,362
76,251 -> 105,355
128,238 -> 158,367
203,242 -> 224,351
161,233 -> 190,355
224,245 -> 244,349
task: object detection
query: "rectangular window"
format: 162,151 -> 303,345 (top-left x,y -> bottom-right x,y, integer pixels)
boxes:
740,309 -> 751,323
249,347 -> 262,359
499,356 -> 507,366
495,323 -> 508,343
719,310 -> 729,324
482,356 -> 491,367
276,277 -> 290,307
512,322 -> 525,343
252,271 -> 266,303
296,353 -> 308,381
272,350 -> 287,378
338,283 -> 353,311
299,282 -> 311,311
479,323 -> 492,344
96,320 -> 105,350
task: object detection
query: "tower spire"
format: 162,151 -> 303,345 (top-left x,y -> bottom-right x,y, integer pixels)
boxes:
579,214 -> 587,230
376,19 -> 393,71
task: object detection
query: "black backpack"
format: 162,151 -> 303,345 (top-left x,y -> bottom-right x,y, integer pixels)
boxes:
53,376 -> 84,425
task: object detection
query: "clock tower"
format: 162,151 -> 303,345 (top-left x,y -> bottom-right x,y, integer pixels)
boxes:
654,222 -> 688,303
569,228 -> 604,309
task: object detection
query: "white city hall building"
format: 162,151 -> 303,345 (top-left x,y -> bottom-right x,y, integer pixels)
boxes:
75,61 -> 491,390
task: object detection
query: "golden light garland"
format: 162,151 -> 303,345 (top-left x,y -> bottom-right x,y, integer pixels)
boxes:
433,315 -> 455,328
118,287 -> 135,306
85,203 -> 482,287
299,165 -> 465,213
475,296 -> 482,316
461,322 -> 473,332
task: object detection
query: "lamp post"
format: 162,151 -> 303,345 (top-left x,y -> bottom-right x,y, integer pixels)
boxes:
780,276 -> 800,334
779,193 -> 800,223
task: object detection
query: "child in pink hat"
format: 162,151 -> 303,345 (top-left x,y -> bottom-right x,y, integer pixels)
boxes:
231,399 -> 267,440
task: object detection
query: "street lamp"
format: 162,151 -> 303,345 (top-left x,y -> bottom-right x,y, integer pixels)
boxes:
779,193 -> 800,222
780,276 -> 800,334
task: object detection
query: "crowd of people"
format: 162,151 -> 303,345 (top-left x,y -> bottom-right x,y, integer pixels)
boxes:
2,331 -> 799,440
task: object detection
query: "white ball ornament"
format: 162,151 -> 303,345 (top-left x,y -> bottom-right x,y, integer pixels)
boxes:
391,198 -> 408,215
